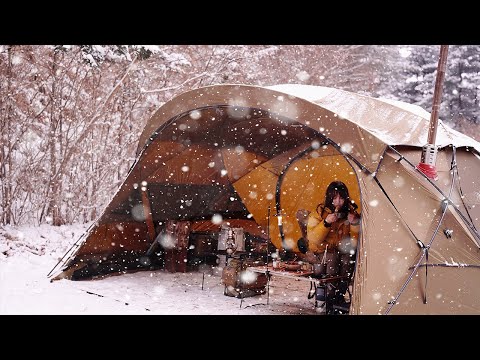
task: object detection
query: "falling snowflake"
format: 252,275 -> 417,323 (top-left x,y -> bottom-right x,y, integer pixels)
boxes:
189,110 -> 201,120
131,204 -> 146,221
296,71 -> 311,82
158,233 -> 176,249
235,146 -> 245,154
212,214 -> 223,225
340,143 -> 353,153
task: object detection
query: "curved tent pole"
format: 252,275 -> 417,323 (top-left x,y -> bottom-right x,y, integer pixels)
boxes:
384,151 -> 456,314
451,146 -> 478,234
274,140 -> 330,249
271,133 -> 369,312
274,133 -> 371,249
388,145 -> 480,247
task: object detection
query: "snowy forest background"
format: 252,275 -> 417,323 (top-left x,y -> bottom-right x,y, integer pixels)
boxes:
1,45 -> 479,228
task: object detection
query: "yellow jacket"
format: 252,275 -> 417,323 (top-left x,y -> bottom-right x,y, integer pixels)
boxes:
307,205 -> 360,253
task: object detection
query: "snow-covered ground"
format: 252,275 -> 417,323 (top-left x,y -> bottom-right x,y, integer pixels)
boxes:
0,223 -> 320,315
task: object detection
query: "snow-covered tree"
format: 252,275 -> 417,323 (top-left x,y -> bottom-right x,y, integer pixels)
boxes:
387,45 -> 480,133
443,45 -> 480,125
2,44 -> 477,227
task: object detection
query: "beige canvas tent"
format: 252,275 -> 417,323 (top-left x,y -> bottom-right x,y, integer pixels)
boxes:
49,84 -> 480,315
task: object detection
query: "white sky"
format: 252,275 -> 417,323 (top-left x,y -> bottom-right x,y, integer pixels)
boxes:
0,223 -> 320,315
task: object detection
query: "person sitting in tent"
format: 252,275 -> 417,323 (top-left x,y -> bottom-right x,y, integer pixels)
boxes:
299,181 -> 360,305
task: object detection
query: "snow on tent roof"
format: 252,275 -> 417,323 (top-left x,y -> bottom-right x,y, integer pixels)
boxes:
268,84 -> 480,152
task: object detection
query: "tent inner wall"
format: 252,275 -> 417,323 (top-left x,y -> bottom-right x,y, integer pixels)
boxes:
231,149 -> 361,251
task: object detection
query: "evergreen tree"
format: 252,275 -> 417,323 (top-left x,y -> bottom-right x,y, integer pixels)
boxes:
389,45 -> 480,128
443,45 -> 480,125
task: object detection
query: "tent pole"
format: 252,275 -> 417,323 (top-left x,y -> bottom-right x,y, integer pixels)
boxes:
266,205 -> 271,305
275,144 -> 322,249
141,187 -> 157,243
417,45 -> 449,180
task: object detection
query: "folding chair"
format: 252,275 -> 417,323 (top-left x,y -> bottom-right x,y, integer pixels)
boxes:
296,208 -> 354,315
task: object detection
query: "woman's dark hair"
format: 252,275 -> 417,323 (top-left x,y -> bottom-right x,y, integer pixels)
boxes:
323,181 -> 351,214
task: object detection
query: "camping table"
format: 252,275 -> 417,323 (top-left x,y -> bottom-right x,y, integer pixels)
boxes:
244,264 -> 316,308
247,264 -> 316,281
246,264 -> 349,311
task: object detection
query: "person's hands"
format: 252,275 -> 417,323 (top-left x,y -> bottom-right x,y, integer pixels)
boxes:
348,212 -> 360,225
325,213 -> 338,224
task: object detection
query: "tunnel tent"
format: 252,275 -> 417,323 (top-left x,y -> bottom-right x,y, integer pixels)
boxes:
49,84 -> 480,314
